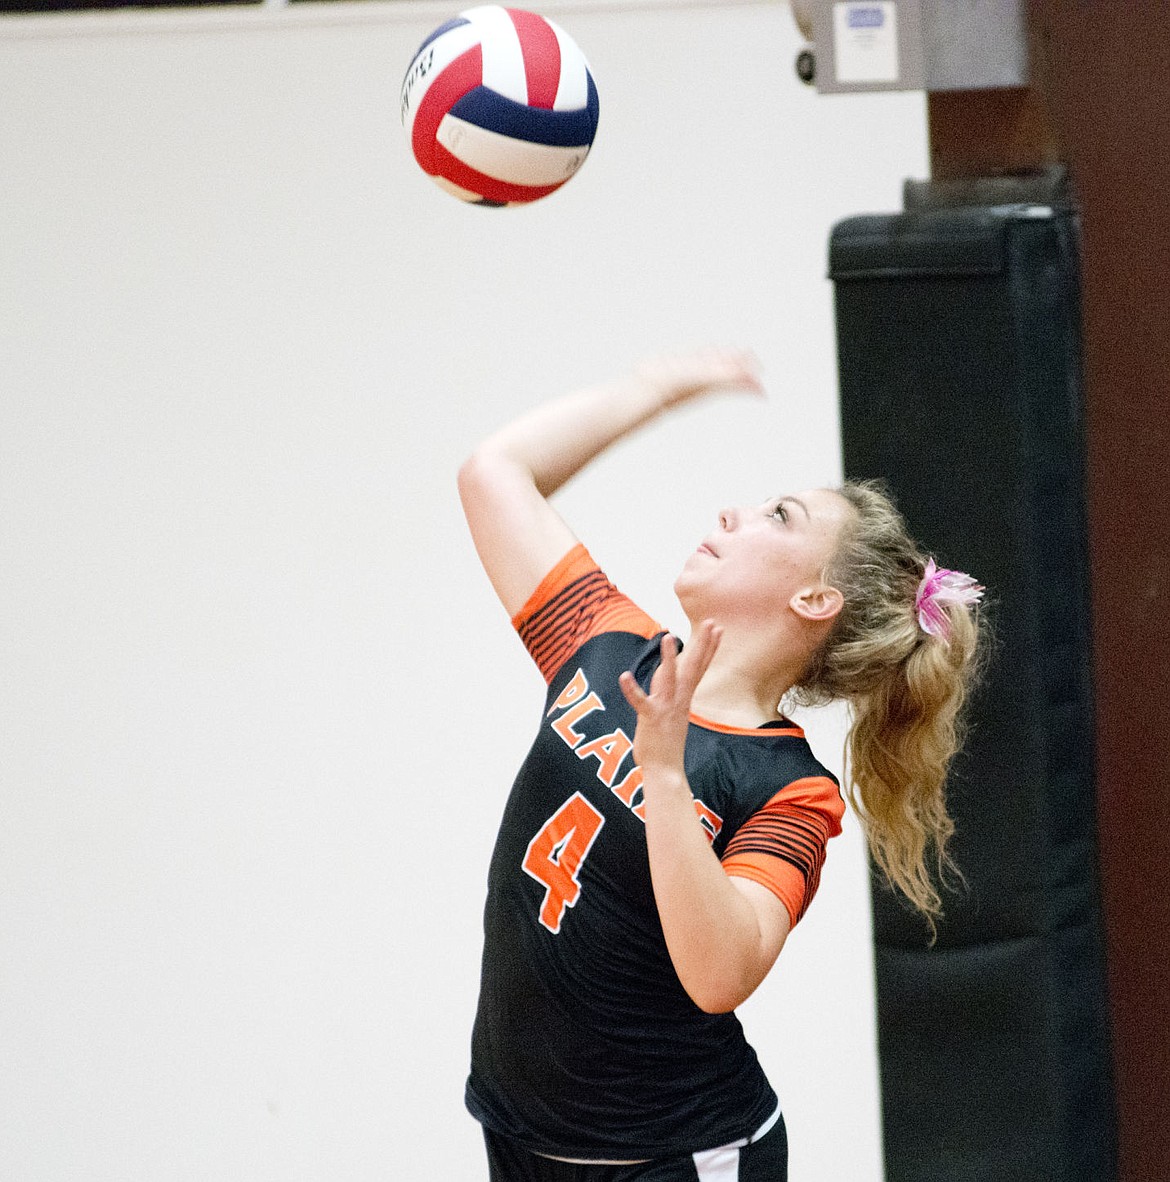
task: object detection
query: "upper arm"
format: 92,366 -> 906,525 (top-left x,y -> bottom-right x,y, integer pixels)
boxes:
729,876 -> 792,983
457,448 -> 579,619
721,776 -> 845,928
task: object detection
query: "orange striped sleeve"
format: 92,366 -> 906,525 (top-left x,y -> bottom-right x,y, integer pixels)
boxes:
512,544 -> 661,683
721,776 -> 846,928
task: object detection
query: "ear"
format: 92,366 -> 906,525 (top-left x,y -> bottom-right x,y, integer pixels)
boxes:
789,583 -> 844,623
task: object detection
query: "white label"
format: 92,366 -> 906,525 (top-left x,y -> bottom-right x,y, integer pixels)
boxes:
833,2 -> 900,84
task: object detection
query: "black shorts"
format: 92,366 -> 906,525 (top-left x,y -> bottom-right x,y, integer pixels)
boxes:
483,1111 -> 788,1182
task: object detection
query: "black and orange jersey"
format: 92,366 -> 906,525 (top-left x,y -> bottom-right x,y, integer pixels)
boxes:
465,545 -> 844,1160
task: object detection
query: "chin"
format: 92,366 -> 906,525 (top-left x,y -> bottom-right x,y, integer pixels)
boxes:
673,572 -> 701,619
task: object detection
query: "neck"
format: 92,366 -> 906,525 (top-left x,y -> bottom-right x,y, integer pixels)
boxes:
688,633 -> 807,729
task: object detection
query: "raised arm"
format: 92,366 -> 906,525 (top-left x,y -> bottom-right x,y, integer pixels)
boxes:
457,350 -> 763,618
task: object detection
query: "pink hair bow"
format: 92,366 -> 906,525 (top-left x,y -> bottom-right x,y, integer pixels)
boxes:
915,559 -> 984,640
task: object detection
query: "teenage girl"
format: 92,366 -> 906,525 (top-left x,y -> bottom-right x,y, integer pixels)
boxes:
457,350 -> 983,1181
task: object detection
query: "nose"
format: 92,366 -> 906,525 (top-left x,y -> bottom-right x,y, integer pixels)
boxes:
718,507 -> 738,531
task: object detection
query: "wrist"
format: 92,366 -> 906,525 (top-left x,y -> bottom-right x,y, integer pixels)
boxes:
627,368 -> 689,414
639,765 -> 692,801
610,371 -> 679,425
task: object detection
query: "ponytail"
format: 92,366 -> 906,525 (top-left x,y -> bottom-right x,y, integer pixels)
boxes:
793,481 -> 985,933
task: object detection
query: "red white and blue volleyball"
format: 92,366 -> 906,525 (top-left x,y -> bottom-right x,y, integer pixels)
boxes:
400,6 -> 600,206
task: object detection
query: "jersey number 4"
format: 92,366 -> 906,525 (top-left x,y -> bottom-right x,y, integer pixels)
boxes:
522,793 -> 605,934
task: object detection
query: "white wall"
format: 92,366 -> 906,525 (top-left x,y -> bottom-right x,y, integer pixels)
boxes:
0,3 -> 926,1177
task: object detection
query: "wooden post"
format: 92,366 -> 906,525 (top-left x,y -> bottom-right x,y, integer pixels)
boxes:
925,6 -> 1170,1180
927,86 -> 1061,181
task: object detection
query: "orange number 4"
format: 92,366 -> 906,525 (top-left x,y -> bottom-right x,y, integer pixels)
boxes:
522,792 -> 606,934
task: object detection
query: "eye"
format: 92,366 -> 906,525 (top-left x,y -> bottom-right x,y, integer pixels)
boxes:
770,500 -> 788,523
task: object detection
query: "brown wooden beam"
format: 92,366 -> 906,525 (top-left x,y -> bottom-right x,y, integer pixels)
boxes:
927,5 -> 1170,1181
927,85 -> 1061,181
1031,7 -> 1170,1177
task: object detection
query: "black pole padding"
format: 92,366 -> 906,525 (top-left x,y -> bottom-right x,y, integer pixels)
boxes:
830,205 -> 1117,1182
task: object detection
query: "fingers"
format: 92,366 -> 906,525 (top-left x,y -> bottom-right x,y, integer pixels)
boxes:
621,624 -> 722,716
676,620 -> 722,695
635,349 -> 765,406
618,669 -> 647,712
656,632 -> 678,698
621,635 -> 676,716
679,347 -> 763,393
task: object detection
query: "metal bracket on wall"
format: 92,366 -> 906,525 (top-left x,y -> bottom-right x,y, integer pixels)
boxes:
789,0 -> 1029,94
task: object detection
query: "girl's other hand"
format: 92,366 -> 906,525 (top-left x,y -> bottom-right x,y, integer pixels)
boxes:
632,348 -> 764,410
619,620 -> 723,776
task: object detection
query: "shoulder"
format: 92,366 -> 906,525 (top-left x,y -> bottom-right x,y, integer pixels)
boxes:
719,756 -> 845,928
515,544 -> 662,684
695,720 -> 841,801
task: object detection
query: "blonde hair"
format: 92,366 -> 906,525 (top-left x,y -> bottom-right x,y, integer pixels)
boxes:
792,480 -> 984,933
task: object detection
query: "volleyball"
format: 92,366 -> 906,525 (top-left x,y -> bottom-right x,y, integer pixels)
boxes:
400,6 -> 600,206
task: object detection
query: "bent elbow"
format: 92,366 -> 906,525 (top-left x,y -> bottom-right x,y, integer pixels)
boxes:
685,977 -> 756,1015
694,995 -> 740,1016
681,940 -> 788,1014
457,448 -> 505,512
457,448 -> 489,495
458,443 -> 523,496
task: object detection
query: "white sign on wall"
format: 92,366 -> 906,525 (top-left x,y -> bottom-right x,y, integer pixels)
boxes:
833,2 -> 900,84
